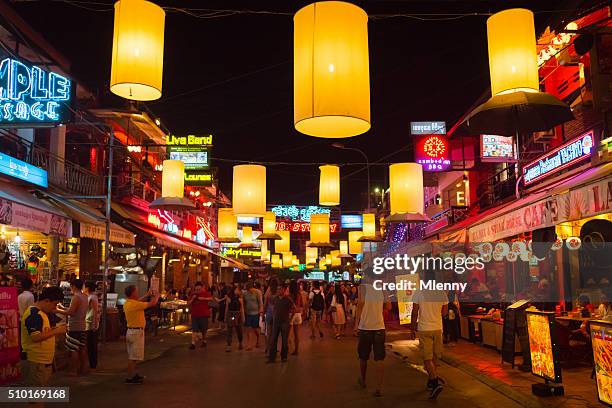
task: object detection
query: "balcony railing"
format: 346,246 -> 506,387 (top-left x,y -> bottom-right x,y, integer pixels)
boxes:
476,164 -> 517,211
113,176 -> 159,203
0,131 -> 104,196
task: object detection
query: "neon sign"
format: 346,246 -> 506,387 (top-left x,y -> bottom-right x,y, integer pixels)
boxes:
166,134 -> 213,146
184,171 -> 212,185
523,130 -> 594,186
481,135 -> 515,162
340,214 -> 362,229
415,135 -> 451,171
275,221 -> 339,233
222,247 -> 262,258
0,56 -> 73,125
270,205 -> 331,222
410,121 -> 446,135
0,152 -> 47,188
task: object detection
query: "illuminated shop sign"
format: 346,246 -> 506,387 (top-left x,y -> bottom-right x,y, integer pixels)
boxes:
270,205 -> 331,222
523,130 -> 594,186
0,56 -> 74,126
415,135 -> 451,171
0,152 -> 48,187
410,121 -> 446,135
237,216 -> 259,225
169,148 -> 209,169
222,247 -> 262,258
481,135 -> 515,162
340,214 -> 362,229
167,134 -> 213,184
147,211 -> 195,240
275,221 -> 339,233
184,171 -> 213,186
166,134 -> 213,146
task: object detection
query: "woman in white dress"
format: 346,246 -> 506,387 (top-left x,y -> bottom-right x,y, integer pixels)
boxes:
331,285 -> 347,339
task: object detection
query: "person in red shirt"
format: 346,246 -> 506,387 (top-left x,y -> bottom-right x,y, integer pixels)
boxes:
188,282 -> 213,349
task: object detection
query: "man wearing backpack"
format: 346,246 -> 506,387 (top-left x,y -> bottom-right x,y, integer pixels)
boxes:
308,281 -> 325,339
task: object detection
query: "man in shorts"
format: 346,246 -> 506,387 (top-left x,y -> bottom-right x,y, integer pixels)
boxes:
354,282 -> 385,397
123,285 -> 159,384
21,287 -> 66,389
410,289 -> 448,399
308,281 -> 325,339
188,282 -> 212,349
55,279 -> 89,376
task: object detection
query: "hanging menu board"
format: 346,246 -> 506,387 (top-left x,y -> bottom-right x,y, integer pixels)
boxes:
526,310 -> 562,383
501,299 -> 529,367
590,320 -> 612,406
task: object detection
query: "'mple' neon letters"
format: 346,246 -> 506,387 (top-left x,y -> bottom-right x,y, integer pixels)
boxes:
0,57 -> 72,124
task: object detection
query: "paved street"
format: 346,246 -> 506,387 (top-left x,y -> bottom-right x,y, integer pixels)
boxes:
55,325 -> 523,408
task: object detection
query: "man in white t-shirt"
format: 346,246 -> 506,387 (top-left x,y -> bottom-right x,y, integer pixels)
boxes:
18,278 -> 35,316
410,289 -> 448,400
354,282 -> 385,397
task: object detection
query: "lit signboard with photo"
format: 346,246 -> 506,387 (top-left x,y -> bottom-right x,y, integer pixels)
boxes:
526,311 -> 562,383
341,214 -> 363,229
0,152 -> 48,188
523,130 -> 594,186
590,321 -> 612,406
167,134 -> 213,185
0,56 -> 74,126
481,135 -> 515,162
415,135 -> 451,172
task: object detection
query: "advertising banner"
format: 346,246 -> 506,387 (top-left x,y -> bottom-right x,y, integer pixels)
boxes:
526,311 -> 562,383
590,321 -> 612,406
0,287 -> 20,385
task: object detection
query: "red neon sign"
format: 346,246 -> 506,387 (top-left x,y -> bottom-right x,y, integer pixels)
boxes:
415,135 -> 451,171
275,221 -> 339,233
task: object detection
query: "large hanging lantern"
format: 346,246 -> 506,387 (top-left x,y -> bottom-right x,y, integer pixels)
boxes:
487,9 -> 538,96
319,165 -> 340,206
110,0 -> 165,101
149,160 -> 195,210
217,208 -> 239,243
232,165 -> 266,217
294,1 -> 370,138
387,163 -> 429,222
348,231 -> 363,254
275,230 -> 291,253
306,244 -> 318,264
309,213 -> 332,247
258,211 -> 281,240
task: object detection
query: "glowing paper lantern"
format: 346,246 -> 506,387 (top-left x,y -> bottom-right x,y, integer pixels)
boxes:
309,213 -> 330,245
319,165 -> 340,206
294,1 -> 370,138
319,259 -> 327,270
241,226 -> 253,245
232,165 -> 266,217
348,231 -> 363,254
362,213 -> 376,237
110,0 -> 165,101
306,243 -> 318,264
261,240 -> 270,262
275,230 -> 290,253
487,9 -> 538,95
292,255 -> 299,266
259,211 -> 281,240
282,252 -> 293,267
217,208 -> 239,242
271,254 -> 281,268
339,240 -> 349,255
325,254 -> 332,265
161,160 -> 184,198
389,163 -> 426,220
330,250 -> 341,266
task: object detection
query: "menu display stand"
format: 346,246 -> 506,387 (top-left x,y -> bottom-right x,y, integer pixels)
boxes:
589,320 -> 612,406
501,299 -> 530,368
526,310 -> 564,397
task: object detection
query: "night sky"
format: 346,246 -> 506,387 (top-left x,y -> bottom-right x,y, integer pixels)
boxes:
13,0 -> 568,209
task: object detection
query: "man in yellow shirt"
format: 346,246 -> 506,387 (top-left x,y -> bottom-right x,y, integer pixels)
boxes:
123,285 -> 159,384
21,286 -> 66,388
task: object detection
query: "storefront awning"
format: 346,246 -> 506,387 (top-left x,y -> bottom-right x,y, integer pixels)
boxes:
0,182 -> 71,237
41,193 -> 135,245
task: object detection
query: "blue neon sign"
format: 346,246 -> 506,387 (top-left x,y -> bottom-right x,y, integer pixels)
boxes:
0,56 -> 73,125
270,205 -> 331,222
341,214 -> 363,229
0,152 -> 48,187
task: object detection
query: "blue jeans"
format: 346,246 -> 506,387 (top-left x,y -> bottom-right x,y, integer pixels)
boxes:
268,320 -> 289,361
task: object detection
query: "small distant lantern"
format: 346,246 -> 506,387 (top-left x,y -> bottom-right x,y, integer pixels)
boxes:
325,254 -> 332,265
271,254 -> 282,269
319,165 -> 340,206
217,208 -> 239,243
319,259 -> 327,270
110,0 -> 165,101
149,159 -> 195,210
487,9 -> 538,95
275,230 -> 291,253
309,213 -> 332,247
261,240 -> 270,262
330,250 -> 341,266
258,211 -> 281,240
233,165 -> 266,217
240,226 -> 254,247
292,255 -> 299,266
306,243 -> 318,265
348,231 -> 363,255
282,252 -> 293,267
338,240 -> 353,260
387,163 -> 429,222
359,213 -> 382,242
294,1 -> 370,138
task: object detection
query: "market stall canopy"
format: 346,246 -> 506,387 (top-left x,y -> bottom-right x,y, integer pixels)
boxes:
128,222 -> 210,255
0,183 -> 71,237
462,91 -> 574,135
40,192 -> 135,245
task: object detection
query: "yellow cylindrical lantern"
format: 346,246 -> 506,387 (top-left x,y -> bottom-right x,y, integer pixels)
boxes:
263,211 -> 277,234
319,259 -> 327,270
339,240 -> 349,255
310,213 -> 330,244
487,9 -> 538,95
161,160 -> 185,198
330,250 -> 341,266
282,252 -> 293,267
218,208 -> 238,240
272,254 -> 281,268
261,240 -> 270,261
362,213 -> 376,237
241,226 -> 253,245
389,163 -> 424,216
348,231 -> 363,254
232,165 -> 266,217
294,1 -> 370,138
325,254 -> 332,265
319,165 -> 340,206
275,230 -> 290,253
306,244 -> 318,264
292,255 -> 299,266
110,0 -> 165,101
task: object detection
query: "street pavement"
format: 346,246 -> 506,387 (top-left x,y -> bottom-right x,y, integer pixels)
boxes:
54,325 -> 524,408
